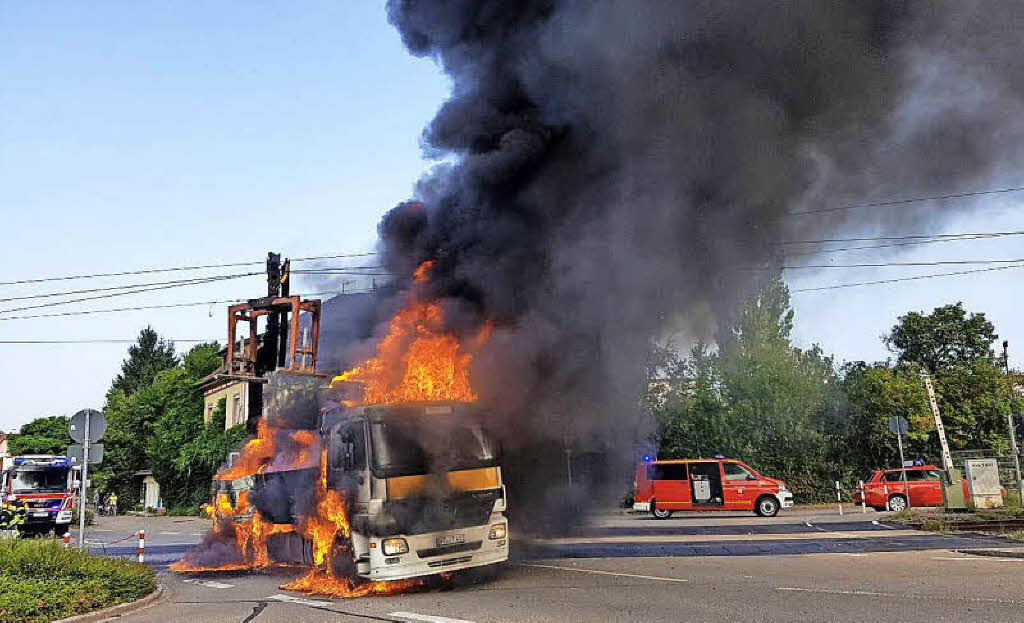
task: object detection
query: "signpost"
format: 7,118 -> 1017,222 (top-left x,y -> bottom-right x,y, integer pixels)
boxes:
889,416 -> 911,509
68,409 -> 104,548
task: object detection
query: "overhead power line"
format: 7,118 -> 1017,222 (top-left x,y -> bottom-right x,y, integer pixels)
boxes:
783,233 -> 1018,257
0,273 -> 259,303
0,273 -> 259,315
787,185 -> 1024,217
774,258 -> 1024,270
0,252 -> 377,287
0,289 -> 375,321
772,230 -> 1024,245
0,339 -> 219,344
791,262 -> 1024,293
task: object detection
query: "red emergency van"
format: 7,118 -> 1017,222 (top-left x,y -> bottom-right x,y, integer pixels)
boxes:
633,458 -> 793,518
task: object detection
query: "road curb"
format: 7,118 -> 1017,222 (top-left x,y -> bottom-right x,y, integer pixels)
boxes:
54,586 -> 164,623
954,549 -> 1024,559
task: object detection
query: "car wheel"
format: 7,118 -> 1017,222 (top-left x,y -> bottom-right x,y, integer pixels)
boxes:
651,503 -> 673,519
887,494 -> 908,512
755,496 -> 780,517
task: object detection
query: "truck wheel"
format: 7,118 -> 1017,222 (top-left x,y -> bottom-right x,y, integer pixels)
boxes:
887,494 -> 908,513
651,503 -> 673,519
755,496 -> 780,517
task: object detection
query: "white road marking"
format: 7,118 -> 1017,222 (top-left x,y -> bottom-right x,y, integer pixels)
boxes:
932,556 -> 1024,562
268,594 -> 333,608
871,520 -> 896,529
159,531 -> 181,535
181,579 -> 234,589
93,529 -> 113,532
519,563 -> 688,583
777,587 -> 1024,605
389,613 -> 475,623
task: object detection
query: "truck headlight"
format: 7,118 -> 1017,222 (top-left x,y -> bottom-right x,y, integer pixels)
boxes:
381,538 -> 409,556
489,523 -> 507,540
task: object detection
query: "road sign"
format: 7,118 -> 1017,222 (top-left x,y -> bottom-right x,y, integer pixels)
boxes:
69,409 -> 105,443
888,416 -> 909,436
68,443 -> 103,466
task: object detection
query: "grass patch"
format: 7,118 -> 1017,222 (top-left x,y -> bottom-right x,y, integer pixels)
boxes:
0,538 -> 156,623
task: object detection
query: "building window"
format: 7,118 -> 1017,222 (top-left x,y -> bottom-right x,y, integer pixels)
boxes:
233,394 -> 242,426
206,403 -> 214,422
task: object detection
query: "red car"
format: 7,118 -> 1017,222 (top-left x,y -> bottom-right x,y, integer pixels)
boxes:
853,465 -> 1005,512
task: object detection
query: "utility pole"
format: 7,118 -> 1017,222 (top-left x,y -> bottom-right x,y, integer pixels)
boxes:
1002,341 -> 1024,501
264,252 -> 282,373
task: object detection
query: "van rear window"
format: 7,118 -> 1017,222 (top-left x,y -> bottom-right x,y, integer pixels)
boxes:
647,464 -> 688,481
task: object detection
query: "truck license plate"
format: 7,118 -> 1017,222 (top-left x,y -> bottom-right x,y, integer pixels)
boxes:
436,534 -> 465,547
33,512 -> 49,517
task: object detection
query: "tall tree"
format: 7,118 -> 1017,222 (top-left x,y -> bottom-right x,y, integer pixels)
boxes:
884,302 -> 997,373
108,327 -> 178,399
8,416 -> 71,455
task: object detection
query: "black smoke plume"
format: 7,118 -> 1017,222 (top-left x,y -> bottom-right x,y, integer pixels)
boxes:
356,1 -> 1024,533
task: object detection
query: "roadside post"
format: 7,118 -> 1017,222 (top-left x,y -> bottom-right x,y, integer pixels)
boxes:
889,416 -> 911,510
138,530 -> 146,563
858,480 -> 867,513
69,408 -> 106,549
835,481 -> 843,516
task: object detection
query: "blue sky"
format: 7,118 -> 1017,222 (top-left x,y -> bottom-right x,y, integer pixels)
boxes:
0,2 -> 1020,432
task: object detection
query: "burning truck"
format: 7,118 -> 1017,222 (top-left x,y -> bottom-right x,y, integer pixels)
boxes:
174,262 -> 507,596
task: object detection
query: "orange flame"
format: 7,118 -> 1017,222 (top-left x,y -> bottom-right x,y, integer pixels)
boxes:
332,262 -> 487,405
280,448 -> 424,597
219,419 -> 276,479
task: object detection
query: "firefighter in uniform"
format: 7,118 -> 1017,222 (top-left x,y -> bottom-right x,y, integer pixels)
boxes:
0,498 -> 27,534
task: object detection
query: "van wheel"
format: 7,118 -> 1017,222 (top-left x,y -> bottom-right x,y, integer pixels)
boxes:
651,503 -> 673,519
755,496 -> 780,517
887,494 -> 908,513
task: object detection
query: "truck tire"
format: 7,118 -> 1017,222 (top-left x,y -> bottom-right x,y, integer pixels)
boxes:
755,495 -> 780,517
651,502 -> 673,519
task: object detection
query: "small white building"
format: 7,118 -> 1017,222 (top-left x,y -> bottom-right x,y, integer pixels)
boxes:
134,470 -> 162,510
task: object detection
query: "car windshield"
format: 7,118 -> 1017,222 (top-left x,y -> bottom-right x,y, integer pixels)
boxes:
370,417 -> 498,478
11,468 -> 69,494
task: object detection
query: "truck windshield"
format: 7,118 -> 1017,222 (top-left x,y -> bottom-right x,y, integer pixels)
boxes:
12,468 -> 69,494
370,418 -> 498,478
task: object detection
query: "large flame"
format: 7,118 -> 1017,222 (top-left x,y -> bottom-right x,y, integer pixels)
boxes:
333,261 -> 488,405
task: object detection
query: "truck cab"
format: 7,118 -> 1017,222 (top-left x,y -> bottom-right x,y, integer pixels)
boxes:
326,402 -> 508,581
1,455 -> 75,536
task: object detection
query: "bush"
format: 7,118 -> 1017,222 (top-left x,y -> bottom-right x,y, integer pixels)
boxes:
0,539 -> 155,622
165,506 -> 204,517
72,507 -> 95,527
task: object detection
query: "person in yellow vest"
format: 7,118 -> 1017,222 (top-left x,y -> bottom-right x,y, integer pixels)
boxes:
108,492 -> 118,517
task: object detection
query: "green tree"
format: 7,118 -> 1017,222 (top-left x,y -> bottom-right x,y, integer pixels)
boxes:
108,327 -> 178,399
839,363 -> 932,476
7,416 -> 71,455
884,302 -> 997,373
650,275 -> 845,500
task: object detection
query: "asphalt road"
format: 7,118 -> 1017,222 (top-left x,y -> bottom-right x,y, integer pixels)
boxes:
75,509 -> 1024,622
